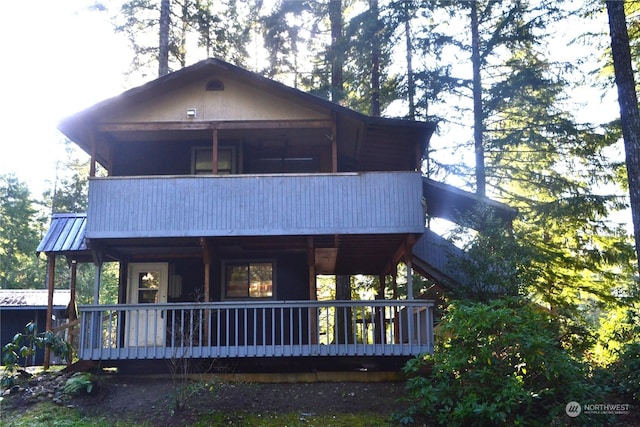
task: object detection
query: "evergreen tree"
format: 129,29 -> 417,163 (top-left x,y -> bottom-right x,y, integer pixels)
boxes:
0,174 -> 45,289
606,0 -> 640,270
115,0 -> 259,77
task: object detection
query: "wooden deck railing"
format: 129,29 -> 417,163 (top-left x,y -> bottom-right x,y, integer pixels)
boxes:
78,300 -> 434,360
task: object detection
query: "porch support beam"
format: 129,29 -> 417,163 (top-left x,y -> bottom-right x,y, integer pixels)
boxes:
92,251 -> 103,305
44,254 -> 55,370
307,236 -> 318,344
68,259 -> 78,367
375,274 -> 386,344
201,238 -> 212,346
392,267 -> 399,343
97,119 -> 333,132
212,129 -> 219,174
331,111 -> 338,172
89,132 -> 97,177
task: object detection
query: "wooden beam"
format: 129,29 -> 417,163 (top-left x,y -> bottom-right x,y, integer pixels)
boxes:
375,274 -> 386,344
307,237 -> 318,345
97,119 -> 333,132
44,254 -> 55,370
201,238 -> 212,345
89,132 -> 97,177
68,260 -> 77,367
212,129 -> 219,174
331,112 -> 338,172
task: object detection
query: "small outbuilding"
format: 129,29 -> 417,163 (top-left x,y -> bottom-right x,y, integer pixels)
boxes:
0,289 -> 71,365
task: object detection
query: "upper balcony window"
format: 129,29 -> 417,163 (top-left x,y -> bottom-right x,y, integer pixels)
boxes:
248,156 -> 318,173
192,147 -> 235,175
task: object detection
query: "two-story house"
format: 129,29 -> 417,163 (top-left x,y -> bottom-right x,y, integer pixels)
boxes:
38,58 -> 515,371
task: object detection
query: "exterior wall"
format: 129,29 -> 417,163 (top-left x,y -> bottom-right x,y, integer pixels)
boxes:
87,172 -> 425,239
103,75 -> 327,123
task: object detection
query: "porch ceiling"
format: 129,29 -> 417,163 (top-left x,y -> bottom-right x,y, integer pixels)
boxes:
90,233 -> 412,276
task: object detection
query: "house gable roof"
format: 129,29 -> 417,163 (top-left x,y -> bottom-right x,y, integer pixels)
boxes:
58,58 -> 435,170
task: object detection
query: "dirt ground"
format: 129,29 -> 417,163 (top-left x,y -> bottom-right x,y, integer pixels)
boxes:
1,371 -> 410,426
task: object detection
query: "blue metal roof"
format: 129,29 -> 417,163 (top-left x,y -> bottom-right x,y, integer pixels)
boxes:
0,289 -> 70,309
36,213 -> 89,256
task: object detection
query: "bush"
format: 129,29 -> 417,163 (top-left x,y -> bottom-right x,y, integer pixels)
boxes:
609,341 -> 640,403
398,298 -> 607,426
1,321 -> 71,388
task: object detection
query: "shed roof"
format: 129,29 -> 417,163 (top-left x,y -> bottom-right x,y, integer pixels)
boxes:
0,289 -> 71,309
36,213 -> 90,259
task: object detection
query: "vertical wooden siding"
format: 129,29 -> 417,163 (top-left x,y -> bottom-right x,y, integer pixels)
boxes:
86,172 -> 424,238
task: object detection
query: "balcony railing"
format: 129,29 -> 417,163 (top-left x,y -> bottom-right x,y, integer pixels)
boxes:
78,300 -> 434,360
86,172 -> 425,239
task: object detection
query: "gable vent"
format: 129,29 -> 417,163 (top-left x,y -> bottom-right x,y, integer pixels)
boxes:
206,79 -> 224,91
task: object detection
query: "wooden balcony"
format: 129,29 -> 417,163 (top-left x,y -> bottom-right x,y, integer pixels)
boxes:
86,172 -> 425,239
78,300 -> 434,360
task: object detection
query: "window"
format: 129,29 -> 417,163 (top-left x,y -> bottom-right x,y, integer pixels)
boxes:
137,271 -> 160,303
192,147 -> 235,174
248,156 -> 318,173
225,262 -> 273,299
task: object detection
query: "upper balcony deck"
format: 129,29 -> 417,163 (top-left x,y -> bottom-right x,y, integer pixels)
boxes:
86,171 -> 425,239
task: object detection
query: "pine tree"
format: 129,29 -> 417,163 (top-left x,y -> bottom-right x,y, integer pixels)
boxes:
0,175 -> 45,289
606,0 -> 640,270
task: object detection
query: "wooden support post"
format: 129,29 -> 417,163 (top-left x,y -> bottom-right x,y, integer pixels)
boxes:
68,259 -> 78,367
44,254 -> 56,370
201,238 -> 212,345
392,268 -> 399,344
89,132 -> 97,177
375,274 -> 386,344
212,129 -> 219,174
331,111 -> 338,172
307,237 -> 318,344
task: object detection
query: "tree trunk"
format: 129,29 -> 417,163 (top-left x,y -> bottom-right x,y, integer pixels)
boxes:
370,0 -> 381,117
606,0 -> 640,271
158,0 -> 170,76
471,1 -> 486,197
404,1 -> 416,120
329,0 -> 344,104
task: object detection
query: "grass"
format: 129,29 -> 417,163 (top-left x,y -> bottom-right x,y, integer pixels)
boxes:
192,411 -> 395,427
1,401 -> 396,427
0,402 -> 135,427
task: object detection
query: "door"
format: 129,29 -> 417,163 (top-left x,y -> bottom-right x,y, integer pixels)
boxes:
127,263 -> 168,346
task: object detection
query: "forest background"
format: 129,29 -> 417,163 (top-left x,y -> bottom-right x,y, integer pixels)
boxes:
1,0 -> 639,421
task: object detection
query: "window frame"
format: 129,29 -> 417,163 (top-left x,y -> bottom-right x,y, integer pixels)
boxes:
191,145 -> 237,175
221,259 -> 276,300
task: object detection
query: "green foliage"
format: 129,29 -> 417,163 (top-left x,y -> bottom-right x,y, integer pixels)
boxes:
1,322 -> 71,388
600,304 -> 640,403
63,372 -> 96,396
115,0 -> 258,77
398,298 -> 607,426
0,174 -> 46,289
447,205 -> 533,301
194,411 -> 392,427
0,401 -> 128,427
609,341 -> 640,403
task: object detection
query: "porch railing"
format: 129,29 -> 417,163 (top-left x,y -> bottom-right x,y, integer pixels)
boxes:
78,300 -> 434,360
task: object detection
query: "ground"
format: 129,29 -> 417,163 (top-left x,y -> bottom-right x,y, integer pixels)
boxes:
0,370 -> 410,426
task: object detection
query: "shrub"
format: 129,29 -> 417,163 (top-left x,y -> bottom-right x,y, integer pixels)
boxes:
609,342 -> 640,403
1,321 -> 71,388
398,298 -> 607,426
